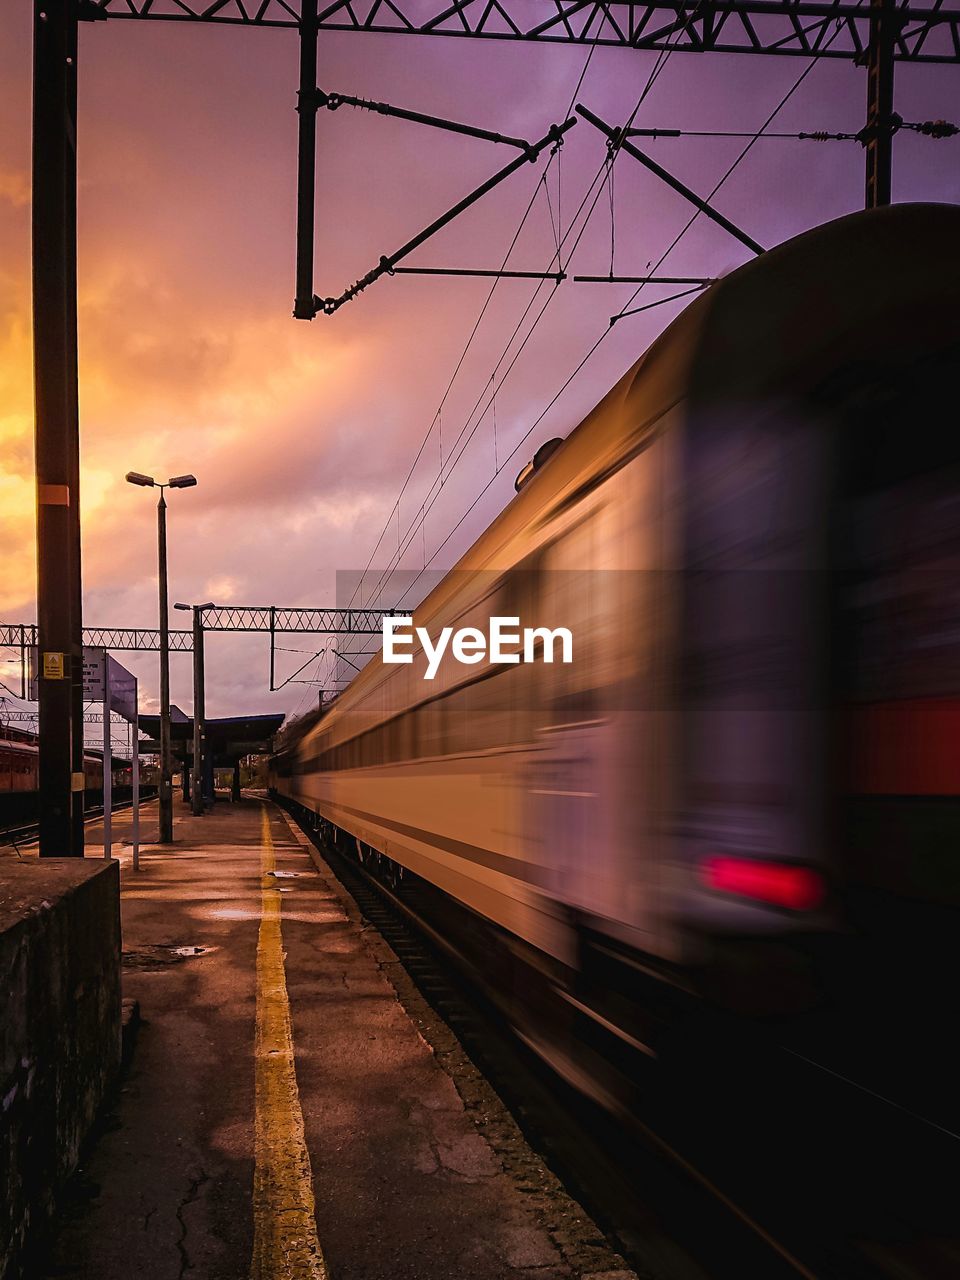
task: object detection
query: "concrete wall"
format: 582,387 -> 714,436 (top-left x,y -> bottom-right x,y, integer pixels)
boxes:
0,859 -> 121,1279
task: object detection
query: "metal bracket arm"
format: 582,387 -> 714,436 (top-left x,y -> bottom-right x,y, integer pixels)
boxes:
312,88 -> 538,157
576,103 -> 765,257
314,115 -> 577,315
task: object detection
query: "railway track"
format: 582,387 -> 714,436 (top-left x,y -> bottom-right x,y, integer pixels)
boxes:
1,794 -> 155,852
284,801 -> 902,1280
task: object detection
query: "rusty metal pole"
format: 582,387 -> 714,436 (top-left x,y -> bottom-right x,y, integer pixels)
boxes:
33,0 -> 83,855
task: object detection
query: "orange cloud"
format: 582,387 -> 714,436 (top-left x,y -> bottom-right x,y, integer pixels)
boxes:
0,168 -> 29,210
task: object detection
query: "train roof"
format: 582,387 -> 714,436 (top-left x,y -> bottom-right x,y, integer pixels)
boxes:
439,202 -> 960,590
0,737 -> 127,766
307,202 -> 960,740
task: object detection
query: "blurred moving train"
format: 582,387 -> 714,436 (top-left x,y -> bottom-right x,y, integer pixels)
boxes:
272,205 -> 960,1128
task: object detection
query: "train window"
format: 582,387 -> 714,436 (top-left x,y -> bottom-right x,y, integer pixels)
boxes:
417,700 -> 444,758
443,693 -> 468,756
384,713 -> 415,764
824,343 -> 960,498
826,343 -> 960,703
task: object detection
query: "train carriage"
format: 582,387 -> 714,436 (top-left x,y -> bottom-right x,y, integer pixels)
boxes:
1,729 -> 137,833
273,204 -> 960,1053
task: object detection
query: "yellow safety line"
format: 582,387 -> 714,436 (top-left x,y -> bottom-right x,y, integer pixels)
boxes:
251,805 -> 327,1280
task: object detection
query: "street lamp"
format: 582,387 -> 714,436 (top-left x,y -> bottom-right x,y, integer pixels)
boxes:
175,601 -> 214,816
126,471 -> 197,842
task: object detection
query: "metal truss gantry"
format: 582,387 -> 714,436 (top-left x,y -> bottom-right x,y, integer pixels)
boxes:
2,607 -> 393,700
77,0 -> 960,315
80,1 -> 960,63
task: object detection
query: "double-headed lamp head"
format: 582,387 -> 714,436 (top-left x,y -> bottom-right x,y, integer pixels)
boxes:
125,472 -> 197,489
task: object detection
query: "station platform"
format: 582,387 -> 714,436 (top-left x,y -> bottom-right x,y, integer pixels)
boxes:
42,796 -> 634,1280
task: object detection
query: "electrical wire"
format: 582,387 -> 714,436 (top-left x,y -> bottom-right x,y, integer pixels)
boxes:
363,41 -> 684,613
366,44 -> 679,603
288,649 -> 329,717
355,117 -> 613,608
612,9 -> 855,326
385,16 -> 856,611
356,159 -> 611,610
347,38 -> 601,611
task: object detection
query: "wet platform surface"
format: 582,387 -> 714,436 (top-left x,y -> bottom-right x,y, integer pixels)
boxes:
42,796 -> 633,1280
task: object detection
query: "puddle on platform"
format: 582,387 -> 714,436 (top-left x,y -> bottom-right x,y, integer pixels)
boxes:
122,943 -> 218,970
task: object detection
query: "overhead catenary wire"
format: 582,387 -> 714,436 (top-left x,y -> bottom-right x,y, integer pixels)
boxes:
387,292 -> 681,615
612,14 -> 852,327
418,37 -> 680,481
347,35 -> 602,612
345,11 -> 859,643
358,144 -> 628,611
360,38 -> 687,616
360,40 -> 685,615
383,18 -> 856,616
289,649 -> 329,717
622,119 -> 958,141
357,170 -> 604,615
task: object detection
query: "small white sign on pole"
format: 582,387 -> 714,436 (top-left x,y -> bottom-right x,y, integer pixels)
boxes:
101,654 -> 142,864
131,680 -> 140,871
102,658 -> 112,860
27,645 -> 107,700
28,646 -> 142,863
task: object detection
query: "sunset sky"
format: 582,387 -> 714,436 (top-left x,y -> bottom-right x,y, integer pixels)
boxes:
2,3 -> 958,731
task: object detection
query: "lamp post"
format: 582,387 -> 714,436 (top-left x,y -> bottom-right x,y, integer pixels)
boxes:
126,471 -> 197,843
175,601 -> 213,817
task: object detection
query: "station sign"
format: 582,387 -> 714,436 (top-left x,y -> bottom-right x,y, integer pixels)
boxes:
28,647 -> 139,722
42,651 -> 66,680
106,657 -> 137,722
82,649 -> 106,697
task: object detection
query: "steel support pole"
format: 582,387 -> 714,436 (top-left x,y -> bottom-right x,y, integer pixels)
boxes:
132,679 -> 140,871
102,656 -> 112,859
65,5 -> 84,857
200,622 -> 213,806
203,746 -> 215,807
157,490 -> 173,842
33,0 -> 83,856
191,605 -> 204,816
294,0 -> 319,319
864,0 -> 896,209
198,618 -> 207,802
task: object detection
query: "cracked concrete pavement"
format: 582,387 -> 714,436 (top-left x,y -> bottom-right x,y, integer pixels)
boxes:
41,797 -> 635,1280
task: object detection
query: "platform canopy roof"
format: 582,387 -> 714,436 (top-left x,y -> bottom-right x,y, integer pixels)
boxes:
138,710 -> 284,766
